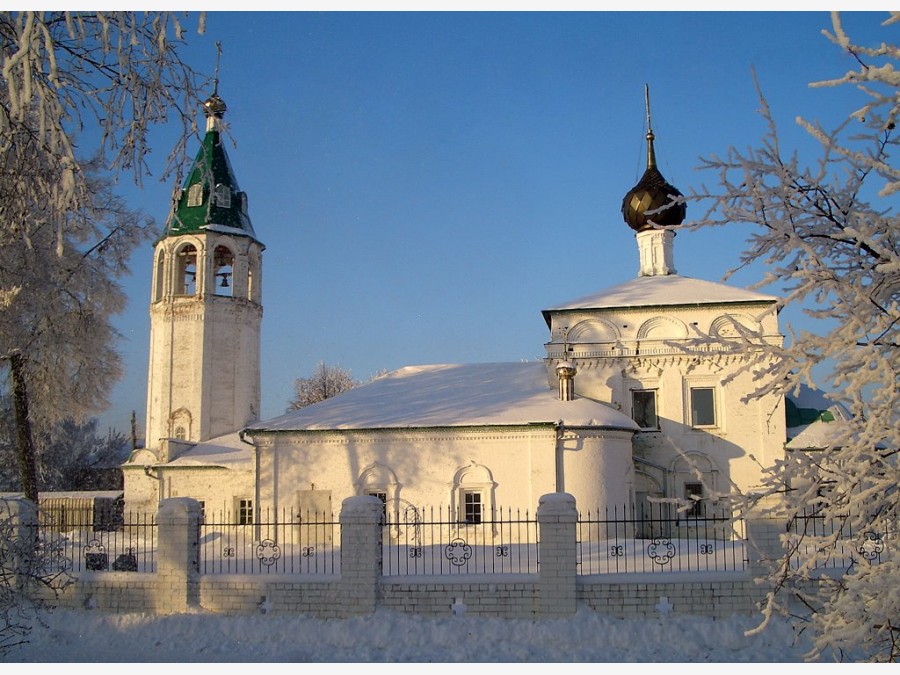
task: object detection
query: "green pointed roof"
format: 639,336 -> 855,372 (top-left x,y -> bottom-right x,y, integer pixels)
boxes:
164,93 -> 259,242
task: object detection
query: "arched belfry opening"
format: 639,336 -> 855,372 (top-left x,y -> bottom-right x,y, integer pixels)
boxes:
213,245 -> 235,297
176,244 -> 198,296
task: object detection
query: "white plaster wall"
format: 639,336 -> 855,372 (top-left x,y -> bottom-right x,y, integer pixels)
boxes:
559,430 -> 634,514
146,233 -> 262,449
544,301 -> 786,499
159,466 -> 255,517
254,428 -> 561,515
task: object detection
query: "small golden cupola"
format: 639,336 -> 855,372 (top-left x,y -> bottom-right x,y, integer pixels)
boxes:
621,86 -> 685,276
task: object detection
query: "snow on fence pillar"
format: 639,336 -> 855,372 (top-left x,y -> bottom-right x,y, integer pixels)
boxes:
339,495 -> 383,616
743,496 -> 789,603
155,498 -> 201,613
537,492 -> 578,617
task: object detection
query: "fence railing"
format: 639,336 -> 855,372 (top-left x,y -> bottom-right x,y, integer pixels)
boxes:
199,508 -> 340,575
577,503 -> 747,575
382,506 -> 539,576
36,506 -> 157,573
787,509 -> 888,572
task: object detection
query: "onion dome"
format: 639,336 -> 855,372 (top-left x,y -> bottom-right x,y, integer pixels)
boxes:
202,91 -> 227,120
621,91 -> 686,231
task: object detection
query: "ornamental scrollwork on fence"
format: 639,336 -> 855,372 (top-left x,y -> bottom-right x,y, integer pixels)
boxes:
302,546 -> 316,558
610,544 -> 624,558
699,543 -> 715,556
647,537 -> 676,566
445,538 -> 472,566
408,547 -> 423,559
495,545 -> 509,558
403,505 -> 423,546
84,539 -> 108,571
857,532 -> 884,562
256,539 -> 281,566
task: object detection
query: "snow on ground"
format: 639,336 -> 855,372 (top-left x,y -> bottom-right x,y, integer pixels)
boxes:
4,605 -> 819,663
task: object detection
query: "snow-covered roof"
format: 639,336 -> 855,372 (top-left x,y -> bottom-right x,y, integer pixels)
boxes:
157,432 -> 254,469
785,406 -> 852,450
542,274 -> 777,324
246,362 -> 640,434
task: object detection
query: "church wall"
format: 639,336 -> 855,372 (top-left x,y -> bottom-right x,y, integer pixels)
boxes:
558,429 -> 634,514
546,301 -> 786,505
254,427 -> 561,516
123,465 -> 159,515
203,298 -> 262,438
157,466 -> 255,518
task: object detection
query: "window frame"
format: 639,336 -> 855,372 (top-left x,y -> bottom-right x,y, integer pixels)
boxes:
683,482 -> 704,518
214,183 -> 232,208
631,388 -> 659,430
689,386 -> 718,428
460,489 -> 483,525
236,498 -> 253,526
186,183 -> 204,207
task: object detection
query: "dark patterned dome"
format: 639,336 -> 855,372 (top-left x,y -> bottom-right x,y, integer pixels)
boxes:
621,129 -> 686,231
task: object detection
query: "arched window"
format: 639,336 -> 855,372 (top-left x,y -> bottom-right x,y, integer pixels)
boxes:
168,408 -> 193,441
356,463 -> 400,523
176,245 -> 198,296
213,245 -> 234,297
670,453 -> 719,518
451,461 -> 496,526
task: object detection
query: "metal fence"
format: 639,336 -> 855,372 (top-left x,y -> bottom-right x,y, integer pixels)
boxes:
382,506 -> 539,575
787,509 -> 888,572
37,506 -> 157,573
577,503 -> 747,575
199,508 -> 340,575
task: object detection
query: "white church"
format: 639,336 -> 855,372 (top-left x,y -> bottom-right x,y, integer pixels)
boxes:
124,87 -> 794,524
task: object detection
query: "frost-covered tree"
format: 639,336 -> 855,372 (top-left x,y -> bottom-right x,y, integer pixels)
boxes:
287,362 -> 362,411
0,397 -> 128,493
688,12 -> 900,662
0,499 -> 73,656
0,12 -> 208,502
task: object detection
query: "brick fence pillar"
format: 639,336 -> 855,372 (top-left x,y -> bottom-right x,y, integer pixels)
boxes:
537,492 -> 578,617
339,495 -> 383,617
155,497 -> 201,613
743,496 -> 789,608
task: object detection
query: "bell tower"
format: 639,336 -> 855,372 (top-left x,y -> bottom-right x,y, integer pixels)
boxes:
145,79 -> 264,454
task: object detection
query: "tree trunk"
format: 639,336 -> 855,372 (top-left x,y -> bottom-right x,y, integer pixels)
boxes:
10,352 -> 38,503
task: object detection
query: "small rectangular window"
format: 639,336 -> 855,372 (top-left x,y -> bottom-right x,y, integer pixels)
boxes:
236,498 -> 253,525
684,482 -> 703,517
215,184 -> 232,208
690,387 -> 716,427
631,390 -> 658,429
186,183 -> 203,207
462,491 -> 483,525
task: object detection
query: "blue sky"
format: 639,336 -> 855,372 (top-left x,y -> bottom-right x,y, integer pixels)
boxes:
98,11 -> 893,435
